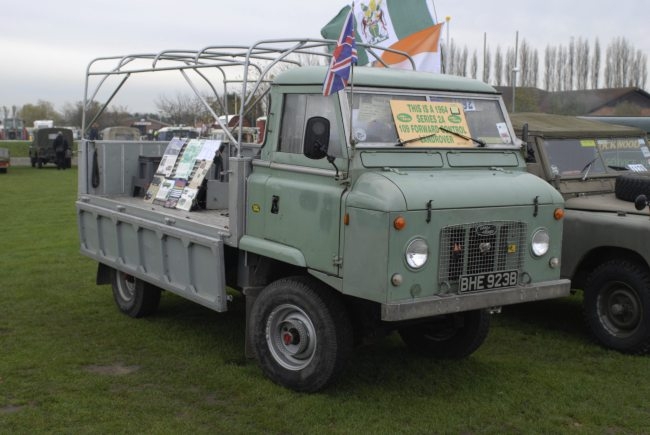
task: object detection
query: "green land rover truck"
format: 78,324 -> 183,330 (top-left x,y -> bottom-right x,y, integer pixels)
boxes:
77,40 -> 570,392
512,112 -> 650,354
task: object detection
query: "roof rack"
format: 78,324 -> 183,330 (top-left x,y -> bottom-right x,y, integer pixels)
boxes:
82,38 -> 415,155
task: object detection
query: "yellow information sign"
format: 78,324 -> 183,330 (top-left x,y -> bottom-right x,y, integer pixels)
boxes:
389,101 -> 473,147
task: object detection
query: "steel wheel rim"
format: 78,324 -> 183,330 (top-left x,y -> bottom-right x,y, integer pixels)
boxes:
597,282 -> 642,337
117,272 -> 136,303
266,304 -> 316,371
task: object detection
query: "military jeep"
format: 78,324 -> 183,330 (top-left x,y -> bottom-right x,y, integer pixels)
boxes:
29,127 -> 73,168
512,112 -> 650,354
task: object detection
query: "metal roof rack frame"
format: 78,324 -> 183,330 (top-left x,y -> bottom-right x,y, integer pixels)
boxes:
82,38 -> 415,157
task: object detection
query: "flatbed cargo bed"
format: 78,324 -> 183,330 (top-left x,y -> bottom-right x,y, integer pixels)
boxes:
78,192 -> 230,313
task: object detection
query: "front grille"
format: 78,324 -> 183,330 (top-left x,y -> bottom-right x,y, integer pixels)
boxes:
439,221 -> 526,289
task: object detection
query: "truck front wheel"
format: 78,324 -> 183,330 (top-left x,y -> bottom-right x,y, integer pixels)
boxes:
249,276 -> 353,392
583,259 -> 650,354
111,269 -> 161,318
398,309 -> 490,358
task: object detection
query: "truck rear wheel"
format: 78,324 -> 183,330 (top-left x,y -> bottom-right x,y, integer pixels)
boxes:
583,259 -> 650,354
111,269 -> 161,318
249,276 -> 353,392
398,309 -> 490,358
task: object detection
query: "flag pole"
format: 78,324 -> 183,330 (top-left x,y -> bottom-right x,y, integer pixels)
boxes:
349,1 -> 356,147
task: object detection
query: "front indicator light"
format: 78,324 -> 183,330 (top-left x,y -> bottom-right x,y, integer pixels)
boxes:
394,216 -> 406,230
406,238 -> 429,269
549,257 -> 560,268
554,208 -> 565,220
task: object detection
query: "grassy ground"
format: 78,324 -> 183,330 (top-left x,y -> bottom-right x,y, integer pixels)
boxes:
0,140 -> 30,157
0,140 -> 78,158
1,166 -> 650,433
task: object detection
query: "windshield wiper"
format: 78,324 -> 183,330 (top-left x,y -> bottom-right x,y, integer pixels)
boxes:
394,131 -> 439,147
607,165 -> 629,171
393,128 -> 486,147
439,127 -> 486,147
581,157 -> 598,181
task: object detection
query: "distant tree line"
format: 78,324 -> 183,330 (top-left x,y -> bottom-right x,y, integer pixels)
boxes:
9,42 -> 647,130
443,36 -> 648,91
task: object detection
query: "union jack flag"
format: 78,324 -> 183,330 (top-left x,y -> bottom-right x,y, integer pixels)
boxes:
323,9 -> 358,96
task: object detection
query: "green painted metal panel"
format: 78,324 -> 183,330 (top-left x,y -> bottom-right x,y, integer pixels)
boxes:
274,66 -> 497,95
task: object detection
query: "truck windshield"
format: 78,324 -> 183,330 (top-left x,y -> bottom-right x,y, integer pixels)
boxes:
350,92 -> 513,147
543,137 -> 650,178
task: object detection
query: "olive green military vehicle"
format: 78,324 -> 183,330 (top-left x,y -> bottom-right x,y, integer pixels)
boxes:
512,112 -> 650,354
77,40 -> 570,392
29,127 -> 73,168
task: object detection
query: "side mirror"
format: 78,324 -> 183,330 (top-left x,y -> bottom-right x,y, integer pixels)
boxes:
303,116 -> 330,160
521,123 -> 536,163
521,123 -> 529,144
635,194 -> 648,211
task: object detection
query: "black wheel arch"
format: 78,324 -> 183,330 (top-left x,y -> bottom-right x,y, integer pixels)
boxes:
571,246 -> 649,290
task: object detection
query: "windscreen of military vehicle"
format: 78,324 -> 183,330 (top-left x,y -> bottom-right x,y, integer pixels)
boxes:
543,137 -> 650,178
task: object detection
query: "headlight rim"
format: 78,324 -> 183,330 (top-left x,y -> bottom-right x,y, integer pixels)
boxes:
405,237 -> 429,270
531,227 -> 550,257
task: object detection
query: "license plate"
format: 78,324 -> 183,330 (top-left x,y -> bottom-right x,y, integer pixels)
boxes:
459,270 -> 518,292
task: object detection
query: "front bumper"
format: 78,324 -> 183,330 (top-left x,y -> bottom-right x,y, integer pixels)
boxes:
381,279 -> 571,321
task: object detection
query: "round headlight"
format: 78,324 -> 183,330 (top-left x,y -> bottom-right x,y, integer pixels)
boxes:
406,238 -> 429,269
531,228 -> 550,257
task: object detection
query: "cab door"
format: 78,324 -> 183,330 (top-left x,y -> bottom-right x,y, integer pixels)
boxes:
256,92 -> 348,275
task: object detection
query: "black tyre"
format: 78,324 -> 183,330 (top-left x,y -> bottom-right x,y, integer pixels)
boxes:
583,259 -> 650,354
615,174 -> 650,202
111,269 -> 161,318
398,309 -> 490,358
249,276 -> 353,392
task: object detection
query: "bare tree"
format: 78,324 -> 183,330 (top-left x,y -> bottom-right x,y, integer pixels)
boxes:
156,93 -> 207,125
518,39 -> 539,87
575,37 -> 590,90
519,39 -> 530,86
458,46 -> 469,77
531,49 -> 540,88
605,37 -> 633,87
555,46 -> 566,91
565,38 -> 575,91
505,47 -> 516,86
631,49 -> 648,88
543,45 -> 556,90
470,49 -> 478,79
483,46 -> 491,83
591,38 -> 601,89
494,46 -> 504,86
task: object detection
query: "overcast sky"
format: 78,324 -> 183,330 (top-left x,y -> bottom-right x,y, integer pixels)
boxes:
1,0 -> 648,115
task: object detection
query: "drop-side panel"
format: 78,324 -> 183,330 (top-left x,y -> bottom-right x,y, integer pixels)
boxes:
77,201 -> 227,312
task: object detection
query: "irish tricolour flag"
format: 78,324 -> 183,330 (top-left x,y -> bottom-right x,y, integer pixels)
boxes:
321,0 -> 443,73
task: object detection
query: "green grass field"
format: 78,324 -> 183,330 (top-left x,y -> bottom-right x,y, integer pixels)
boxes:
1,166 -> 650,433
0,140 -> 78,158
0,141 -> 30,157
